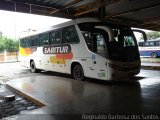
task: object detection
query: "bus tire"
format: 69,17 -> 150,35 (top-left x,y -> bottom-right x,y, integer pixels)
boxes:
72,64 -> 84,81
151,52 -> 157,58
30,60 -> 39,73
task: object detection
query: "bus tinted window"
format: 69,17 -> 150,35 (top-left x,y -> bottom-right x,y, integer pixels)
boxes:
138,42 -> 144,46
82,29 -> 108,57
145,42 -> 149,46
34,36 -> 39,46
138,40 -> 160,47
155,41 -> 159,46
27,37 -> 34,47
32,35 -> 39,46
20,38 -> 27,48
39,33 -> 49,46
49,30 -> 61,45
113,29 -> 136,47
149,41 -> 154,46
124,36 -> 135,46
96,34 -> 107,57
82,32 -> 93,51
62,26 -> 79,44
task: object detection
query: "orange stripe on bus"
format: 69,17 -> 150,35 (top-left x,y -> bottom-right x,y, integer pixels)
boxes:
56,53 -> 73,59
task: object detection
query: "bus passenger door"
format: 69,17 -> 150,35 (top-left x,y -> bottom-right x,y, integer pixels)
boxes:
89,33 -> 108,80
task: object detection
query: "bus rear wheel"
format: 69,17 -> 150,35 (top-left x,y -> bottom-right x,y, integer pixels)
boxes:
73,64 -> 84,81
151,52 -> 157,58
30,60 -> 39,73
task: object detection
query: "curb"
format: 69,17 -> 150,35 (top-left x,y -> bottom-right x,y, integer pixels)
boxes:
141,58 -> 160,63
141,61 -> 160,63
0,80 -> 6,85
141,66 -> 160,70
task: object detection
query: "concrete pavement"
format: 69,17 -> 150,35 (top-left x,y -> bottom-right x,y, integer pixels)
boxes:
0,62 -> 160,119
0,62 -> 46,83
5,74 -> 160,120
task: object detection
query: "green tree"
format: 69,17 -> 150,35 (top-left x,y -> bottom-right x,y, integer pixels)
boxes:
0,38 -> 5,52
4,37 -> 18,52
140,31 -> 160,40
0,36 -> 18,52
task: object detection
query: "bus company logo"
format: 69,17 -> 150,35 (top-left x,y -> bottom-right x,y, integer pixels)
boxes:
43,44 -> 71,54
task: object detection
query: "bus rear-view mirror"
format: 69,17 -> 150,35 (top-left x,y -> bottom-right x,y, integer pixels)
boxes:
132,29 -> 147,42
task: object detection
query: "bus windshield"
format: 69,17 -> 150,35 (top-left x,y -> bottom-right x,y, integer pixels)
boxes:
78,22 -> 140,62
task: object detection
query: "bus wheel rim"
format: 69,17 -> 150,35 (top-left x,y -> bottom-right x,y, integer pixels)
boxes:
75,69 -> 81,78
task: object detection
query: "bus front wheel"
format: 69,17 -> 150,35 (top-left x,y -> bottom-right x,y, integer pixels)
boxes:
73,64 -> 84,81
30,61 -> 39,73
151,52 -> 157,58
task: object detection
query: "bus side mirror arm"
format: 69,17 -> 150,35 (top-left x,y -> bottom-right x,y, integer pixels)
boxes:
132,29 -> 147,42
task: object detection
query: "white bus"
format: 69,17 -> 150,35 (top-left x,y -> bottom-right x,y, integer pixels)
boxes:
19,18 -> 144,80
138,39 -> 160,58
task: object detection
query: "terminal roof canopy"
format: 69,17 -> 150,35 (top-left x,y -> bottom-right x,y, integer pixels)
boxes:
0,0 -> 160,31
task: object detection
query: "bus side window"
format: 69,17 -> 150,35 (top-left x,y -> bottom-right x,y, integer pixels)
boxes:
62,26 -> 79,44
39,33 -> 49,46
138,42 -> 144,47
155,41 -> 159,46
149,41 -> 155,46
95,34 -> 107,57
20,38 -> 27,48
33,35 -> 39,46
82,32 -> 93,51
49,30 -> 61,45
28,37 -> 34,47
145,42 -> 149,46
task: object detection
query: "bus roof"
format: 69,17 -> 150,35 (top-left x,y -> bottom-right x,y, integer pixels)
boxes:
19,18 -> 101,39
